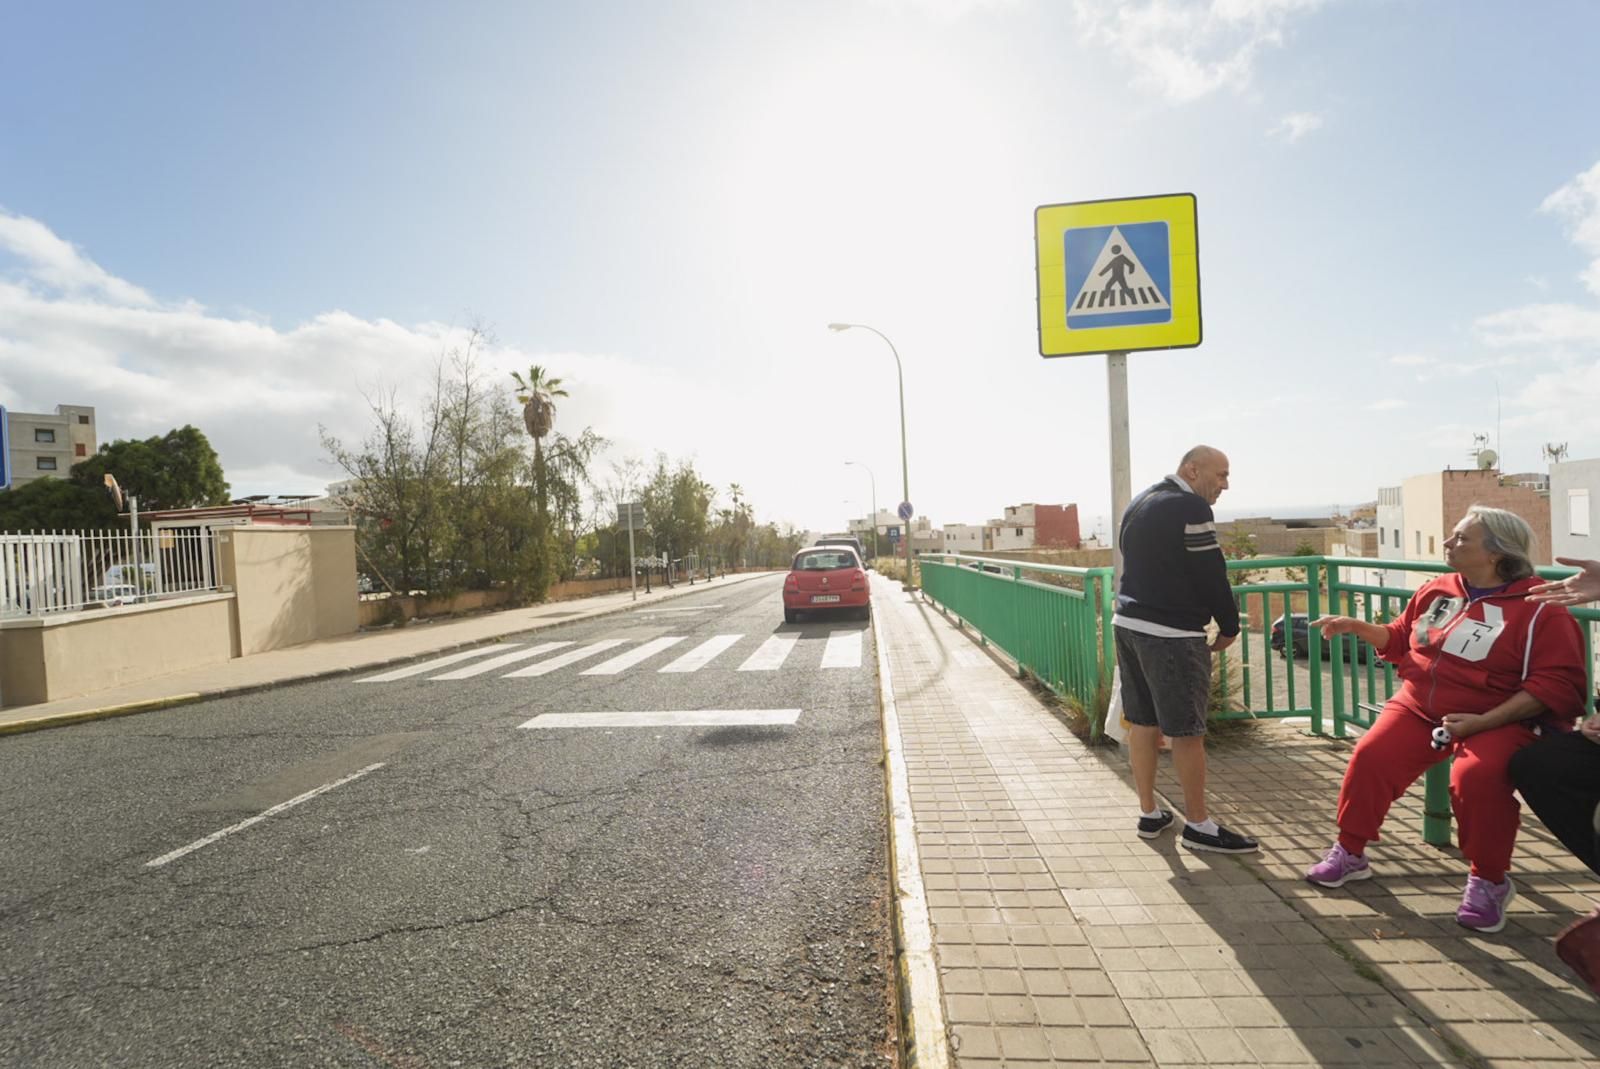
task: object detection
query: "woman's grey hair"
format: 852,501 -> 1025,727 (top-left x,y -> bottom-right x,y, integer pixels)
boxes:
1464,505 -> 1536,582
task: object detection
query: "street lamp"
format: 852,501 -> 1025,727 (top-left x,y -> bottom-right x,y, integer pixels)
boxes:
844,461 -> 878,561
829,322 -> 910,581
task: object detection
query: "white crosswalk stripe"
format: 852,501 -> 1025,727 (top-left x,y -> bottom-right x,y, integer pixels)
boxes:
820,630 -> 863,669
358,645 -> 522,682
581,636 -> 686,675
429,641 -> 574,680
660,634 -> 742,673
503,639 -> 627,677
738,634 -> 799,671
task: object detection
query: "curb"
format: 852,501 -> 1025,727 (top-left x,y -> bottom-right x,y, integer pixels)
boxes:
872,577 -> 952,1068
0,572 -> 778,738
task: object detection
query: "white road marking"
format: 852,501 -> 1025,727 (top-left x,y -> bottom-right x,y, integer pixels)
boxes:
358,646 -> 519,682
738,634 -> 798,671
639,604 -> 723,613
581,636 -> 687,675
659,634 -> 741,673
502,639 -> 626,677
520,709 -> 801,729
145,763 -> 386,868
428,641 -> 574,679
820,630 -> 863,669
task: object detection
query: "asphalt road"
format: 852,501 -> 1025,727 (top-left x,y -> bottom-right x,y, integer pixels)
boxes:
0,575 -> 894,1068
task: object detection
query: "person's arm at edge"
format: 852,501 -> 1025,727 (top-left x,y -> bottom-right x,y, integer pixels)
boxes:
1185,498 -> 1240,650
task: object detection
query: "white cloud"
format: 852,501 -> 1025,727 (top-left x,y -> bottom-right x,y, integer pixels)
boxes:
0,210 -> 155,307
1073,0 -> 1329,103
1365,398 -> 1407,411
1269,111 -> 1323,142
0,211 -> 780,506
1474,160 -> 1600,351
1388,352 -> 1433,366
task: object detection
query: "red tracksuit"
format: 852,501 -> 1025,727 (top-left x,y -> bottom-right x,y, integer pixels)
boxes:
1334,574 -> 1587,879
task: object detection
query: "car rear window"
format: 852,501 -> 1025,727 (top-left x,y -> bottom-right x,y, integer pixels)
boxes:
795,551 -> 857,571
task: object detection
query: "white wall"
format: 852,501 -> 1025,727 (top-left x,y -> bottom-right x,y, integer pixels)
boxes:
1550,459 -> 1600,561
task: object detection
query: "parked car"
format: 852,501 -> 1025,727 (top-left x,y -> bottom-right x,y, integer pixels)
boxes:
89,583 -> 142,606
816,535 -> 870,567
783,546 -> 870,623
1270,613 -> 1372,663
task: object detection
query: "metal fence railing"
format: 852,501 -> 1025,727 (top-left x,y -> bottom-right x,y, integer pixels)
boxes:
0,527 -> 220,618
918,552 -> 1600,846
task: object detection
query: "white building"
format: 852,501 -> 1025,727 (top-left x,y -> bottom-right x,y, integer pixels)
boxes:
943,523 -> 984,553
4,404 -> 97,488
1549,458 -> 1600,561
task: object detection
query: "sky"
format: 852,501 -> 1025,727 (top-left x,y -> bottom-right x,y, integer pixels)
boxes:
4,0 -> 1600,540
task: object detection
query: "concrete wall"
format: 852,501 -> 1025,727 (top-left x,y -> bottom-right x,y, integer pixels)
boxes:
1035,504 -> 1082,549
220,525 -> 359,656
0,593 -> 236,706
1550,459 -> 1600,561
1377,486 -> 1404,561
944,525 -> 984,553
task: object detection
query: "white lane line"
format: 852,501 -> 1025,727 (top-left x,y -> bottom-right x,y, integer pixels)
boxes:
738,634 -> 798,671
358,646 -> 519,682
821,630 -> 863,669
145,763 -> 386,869
659,634 -> 741,673
520,709 -> 801,729
640,605 -> 723,613
429,641 -> 574,680
502,639 -> 626,677
581,636 -> 687,675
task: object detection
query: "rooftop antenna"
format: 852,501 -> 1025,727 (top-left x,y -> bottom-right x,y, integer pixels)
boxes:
1470,432 -> 1498,471
1543,442 -> 1569,463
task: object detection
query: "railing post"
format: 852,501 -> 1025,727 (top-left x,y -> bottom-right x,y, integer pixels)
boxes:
1327,560 -> 1347,738
1307,559 -> 1324,736
1423,763 -> 1453,846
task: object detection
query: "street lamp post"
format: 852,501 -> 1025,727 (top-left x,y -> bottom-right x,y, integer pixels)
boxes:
844,460 -> 878,561
829,323 -> 910,583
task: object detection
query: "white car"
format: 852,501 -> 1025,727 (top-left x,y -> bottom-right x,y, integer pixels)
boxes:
89,584 -> 141,606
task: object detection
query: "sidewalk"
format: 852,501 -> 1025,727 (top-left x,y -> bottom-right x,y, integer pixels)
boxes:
875,578 -> 1600,1068
0,571 -> 775,734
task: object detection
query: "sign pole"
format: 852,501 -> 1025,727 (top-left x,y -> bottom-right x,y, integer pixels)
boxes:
1107,352 -> 1132,587
628,515 -> 637,602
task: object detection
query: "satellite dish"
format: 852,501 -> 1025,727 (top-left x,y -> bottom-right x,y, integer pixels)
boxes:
1476,449 -> 1499,470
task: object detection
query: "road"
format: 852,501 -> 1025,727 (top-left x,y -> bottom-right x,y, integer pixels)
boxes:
0,576 -> 894,1068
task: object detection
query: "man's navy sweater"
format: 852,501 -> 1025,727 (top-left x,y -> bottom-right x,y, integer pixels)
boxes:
1115,476 -> 1240,637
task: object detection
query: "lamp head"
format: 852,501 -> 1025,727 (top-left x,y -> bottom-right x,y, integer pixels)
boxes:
827,323 -> 851,332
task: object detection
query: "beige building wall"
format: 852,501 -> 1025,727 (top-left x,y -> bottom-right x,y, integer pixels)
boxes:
1402,471 -> 1446,565
1440,469 -> 1553,566
0,594 -> 236,706
220,525 -> 359,656
7,404 -> 96,488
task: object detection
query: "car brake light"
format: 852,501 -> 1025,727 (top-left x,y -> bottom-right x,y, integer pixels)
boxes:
784,573 -> 799,591
851,568 -> 866,590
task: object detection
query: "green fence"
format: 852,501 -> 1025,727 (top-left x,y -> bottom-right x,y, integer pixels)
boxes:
918,552 -> 1600,845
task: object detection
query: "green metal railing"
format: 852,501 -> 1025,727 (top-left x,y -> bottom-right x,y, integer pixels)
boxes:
918,552 -> 1600,846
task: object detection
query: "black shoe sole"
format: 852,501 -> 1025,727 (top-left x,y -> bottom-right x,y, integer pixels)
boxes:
1181,835 -> 1259,854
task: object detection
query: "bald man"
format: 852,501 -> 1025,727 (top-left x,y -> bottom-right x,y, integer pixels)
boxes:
1115,446 -> 1258,853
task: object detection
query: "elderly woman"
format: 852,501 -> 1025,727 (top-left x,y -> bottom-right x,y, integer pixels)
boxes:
1306,505 -> 1587,934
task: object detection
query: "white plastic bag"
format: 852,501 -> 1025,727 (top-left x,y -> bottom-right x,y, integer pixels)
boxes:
1104,666 -> 1128,744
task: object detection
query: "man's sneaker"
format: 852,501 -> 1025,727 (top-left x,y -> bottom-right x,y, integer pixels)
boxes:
1180,824 -> 1258,854
1137,810 -> 1175,839
1456,874 -> 1516,933
1306,843 -> 1372,888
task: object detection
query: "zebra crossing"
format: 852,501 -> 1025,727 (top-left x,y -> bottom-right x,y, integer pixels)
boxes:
357,630 -> 866,684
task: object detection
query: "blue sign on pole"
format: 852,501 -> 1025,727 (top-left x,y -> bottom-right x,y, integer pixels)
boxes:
886,526 -> 901,541
0,405 -> 9,490
897,501 -> 913,522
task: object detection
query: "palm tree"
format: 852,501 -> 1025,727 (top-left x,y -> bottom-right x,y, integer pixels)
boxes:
510,365 -> 569,520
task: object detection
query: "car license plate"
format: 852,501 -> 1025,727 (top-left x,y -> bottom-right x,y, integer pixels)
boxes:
811,594 -> 841,603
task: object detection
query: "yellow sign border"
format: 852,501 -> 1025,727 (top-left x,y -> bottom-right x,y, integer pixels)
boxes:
1035,192 -> 1201,358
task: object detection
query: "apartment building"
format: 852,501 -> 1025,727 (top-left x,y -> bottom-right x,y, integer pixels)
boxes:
1395,468 -> 1552,590
4,404 -> 97,489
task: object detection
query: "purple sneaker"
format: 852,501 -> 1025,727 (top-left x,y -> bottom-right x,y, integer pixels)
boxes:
1306,843 -> 1372,888
1457,875 -> 1515,933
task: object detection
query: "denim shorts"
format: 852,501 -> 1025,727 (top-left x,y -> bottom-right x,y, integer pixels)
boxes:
1114,626 -> 1212,738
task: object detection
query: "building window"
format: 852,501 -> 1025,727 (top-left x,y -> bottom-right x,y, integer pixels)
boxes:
75,443 -> 87,457
1015,527 -> 1024,537
1415,531 -> 1421,554
36,456 -> 57,471
1428,535 -> 1435,554
34,428 -> 55,444
78,414 -> 90,424
1393,529 -> 1400,548
1571,489 -> 1591,537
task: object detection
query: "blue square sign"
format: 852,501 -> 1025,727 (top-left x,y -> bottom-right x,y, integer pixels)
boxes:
1063,221 -> 1173,329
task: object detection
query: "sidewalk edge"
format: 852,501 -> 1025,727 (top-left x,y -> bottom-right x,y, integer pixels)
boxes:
0,693 -> 205,736
873,584 -> 952,1068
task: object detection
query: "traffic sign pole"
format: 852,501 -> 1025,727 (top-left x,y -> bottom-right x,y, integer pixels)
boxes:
1107,353 -> 1132,586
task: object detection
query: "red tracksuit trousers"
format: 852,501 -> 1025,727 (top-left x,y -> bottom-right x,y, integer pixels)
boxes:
1335,704 -> 1539,881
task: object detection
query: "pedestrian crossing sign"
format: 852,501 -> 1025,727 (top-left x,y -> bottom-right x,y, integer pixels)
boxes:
1035,193 -> 1201,357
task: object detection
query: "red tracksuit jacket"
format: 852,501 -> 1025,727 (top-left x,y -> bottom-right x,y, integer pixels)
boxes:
1376,574 -> 1587,727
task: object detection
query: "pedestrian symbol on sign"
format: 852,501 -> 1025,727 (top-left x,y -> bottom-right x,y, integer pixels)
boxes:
1064,223 -> 1172,329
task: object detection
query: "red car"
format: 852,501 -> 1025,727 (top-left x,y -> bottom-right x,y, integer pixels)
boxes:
783,546 -> 870,623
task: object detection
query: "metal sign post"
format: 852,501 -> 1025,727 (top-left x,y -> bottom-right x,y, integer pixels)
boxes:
1107,353 -> 1132,584
618,502 -> 644,601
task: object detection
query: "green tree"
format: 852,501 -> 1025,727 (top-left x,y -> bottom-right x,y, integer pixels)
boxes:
641,454 -> 713,580
510,365 -> 569,592
1221,522 -> 1260,586
0,477 -> 119,532
72,426 -> 230,511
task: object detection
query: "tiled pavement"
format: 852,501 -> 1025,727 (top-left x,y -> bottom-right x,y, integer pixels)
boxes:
877,580 -> 1600,1068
